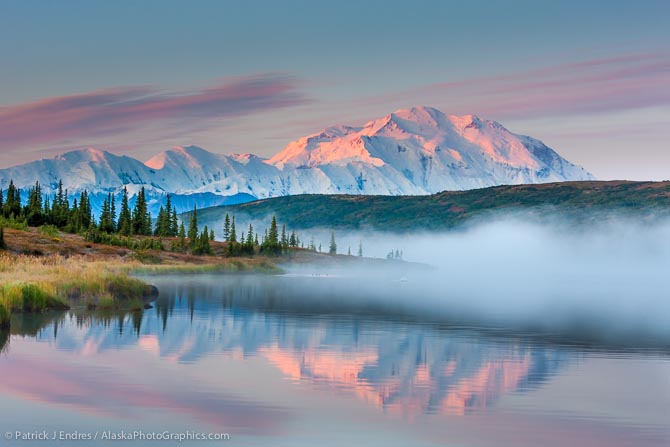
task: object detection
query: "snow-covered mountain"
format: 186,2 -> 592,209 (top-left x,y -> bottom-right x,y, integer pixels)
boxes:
0,106 -> 594,214
269,106 -> 593,193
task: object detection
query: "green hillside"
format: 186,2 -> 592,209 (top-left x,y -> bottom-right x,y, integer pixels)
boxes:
195,181 -> 670,231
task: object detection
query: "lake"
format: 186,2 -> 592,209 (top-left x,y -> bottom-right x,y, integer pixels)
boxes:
1,273 -> 669,446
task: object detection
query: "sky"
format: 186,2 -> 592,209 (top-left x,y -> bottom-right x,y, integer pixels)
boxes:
0,0 -> 669,180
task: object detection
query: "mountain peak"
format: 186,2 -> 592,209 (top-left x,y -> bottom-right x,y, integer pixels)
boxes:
145,145 -> 212,169
269,106 -> 594,188
393,105 -> 442,119
1,105 -> 595,212
361,106 -> 447,137
173,145 -> 208,155
55,147 -> 111,163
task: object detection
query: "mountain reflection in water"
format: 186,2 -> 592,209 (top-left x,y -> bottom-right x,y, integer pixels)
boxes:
6,275 -> 569,418
1,274 -> 668,447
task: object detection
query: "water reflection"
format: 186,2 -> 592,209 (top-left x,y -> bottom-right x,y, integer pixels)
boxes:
10,275 -> 572,418
2,274 -> 669,447
0,328 -> 8,354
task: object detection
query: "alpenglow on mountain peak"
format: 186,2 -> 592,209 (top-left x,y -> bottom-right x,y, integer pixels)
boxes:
0,106 -> 594,214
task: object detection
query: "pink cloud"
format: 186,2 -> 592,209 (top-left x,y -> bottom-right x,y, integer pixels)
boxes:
0,74 -> 308,152
414,52 -> 670,119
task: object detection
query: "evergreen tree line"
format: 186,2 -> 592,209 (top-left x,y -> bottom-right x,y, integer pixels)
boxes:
217,213 -> 358,258
0,179 -> 360,259
0,180 -> 166,236
170,205 -> 214,255
1,179 -> 93,231
221,213 -> 304,257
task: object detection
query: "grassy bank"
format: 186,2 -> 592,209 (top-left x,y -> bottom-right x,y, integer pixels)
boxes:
0,227 -> 288,319
0,225 -> 386,334
0,254 -> 154,313
132,257 -> 282,275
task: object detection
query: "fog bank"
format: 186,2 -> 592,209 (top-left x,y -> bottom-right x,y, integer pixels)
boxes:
279,217 -> 670,348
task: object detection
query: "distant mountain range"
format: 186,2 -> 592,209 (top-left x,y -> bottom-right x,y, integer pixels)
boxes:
0,106 -> 594,215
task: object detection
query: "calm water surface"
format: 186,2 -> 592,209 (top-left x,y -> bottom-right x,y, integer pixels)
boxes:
1,274 -> 668,446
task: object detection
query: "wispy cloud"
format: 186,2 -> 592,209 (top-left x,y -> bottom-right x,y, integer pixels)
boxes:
412,52 -> 670,119
0,73 -> 308,153
258,52 -> 670,152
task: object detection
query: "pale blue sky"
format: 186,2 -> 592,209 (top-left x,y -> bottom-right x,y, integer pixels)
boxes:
1,0 -> 669,179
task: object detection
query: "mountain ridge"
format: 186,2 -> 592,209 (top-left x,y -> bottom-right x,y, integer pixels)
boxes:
193,180 -> 670,232
0,106 -> 594,214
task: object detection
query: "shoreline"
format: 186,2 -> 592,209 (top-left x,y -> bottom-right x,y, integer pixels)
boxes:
0,226 -> 286,329
0,226 -> 408,330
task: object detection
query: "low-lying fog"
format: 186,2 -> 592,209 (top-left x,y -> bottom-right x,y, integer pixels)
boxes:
267,216 -> 670,348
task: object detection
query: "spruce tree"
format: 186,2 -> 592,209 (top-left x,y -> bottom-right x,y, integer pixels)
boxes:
154,205 -> 165,236
177,222 -> 186,251
329,232 -> 337,255
42,196 -> 49,220
358,241 -> 363,257
165,194 -> 173,234
50,180 -> 66,227
223,213 -> 231,241
187,205 -> 198,249
203,227 -> 211,254
3,180 -> 21,218
281,224 -> 287,249
170,208 -> 179,237
229,215 -> 237,243
268,216 -> 279,244
110,194 -> 116,230
118,187 -> 131,236
51,181 -> 70,228
157,194 -> 178,237
56,180 -> 64,209
132,187 -> 151,235
194,225 -> 211,255
99,195 -> 110,232
68,199 -> 81,232
99,193 -> 116,233
268,216 -> 279,247
25,181 -> 43,226
245,223 -> 254,255
246,224 -> 254,244
154,193 -> 175,237
261,216 -> 281,255
0,227 -> 6,250
79,191 -> 92,230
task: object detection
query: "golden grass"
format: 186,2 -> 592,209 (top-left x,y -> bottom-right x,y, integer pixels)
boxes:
132,257 -> 283,275
0,253 -> 149,312
0,227 -> 290,332
0,250 -> 281,315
